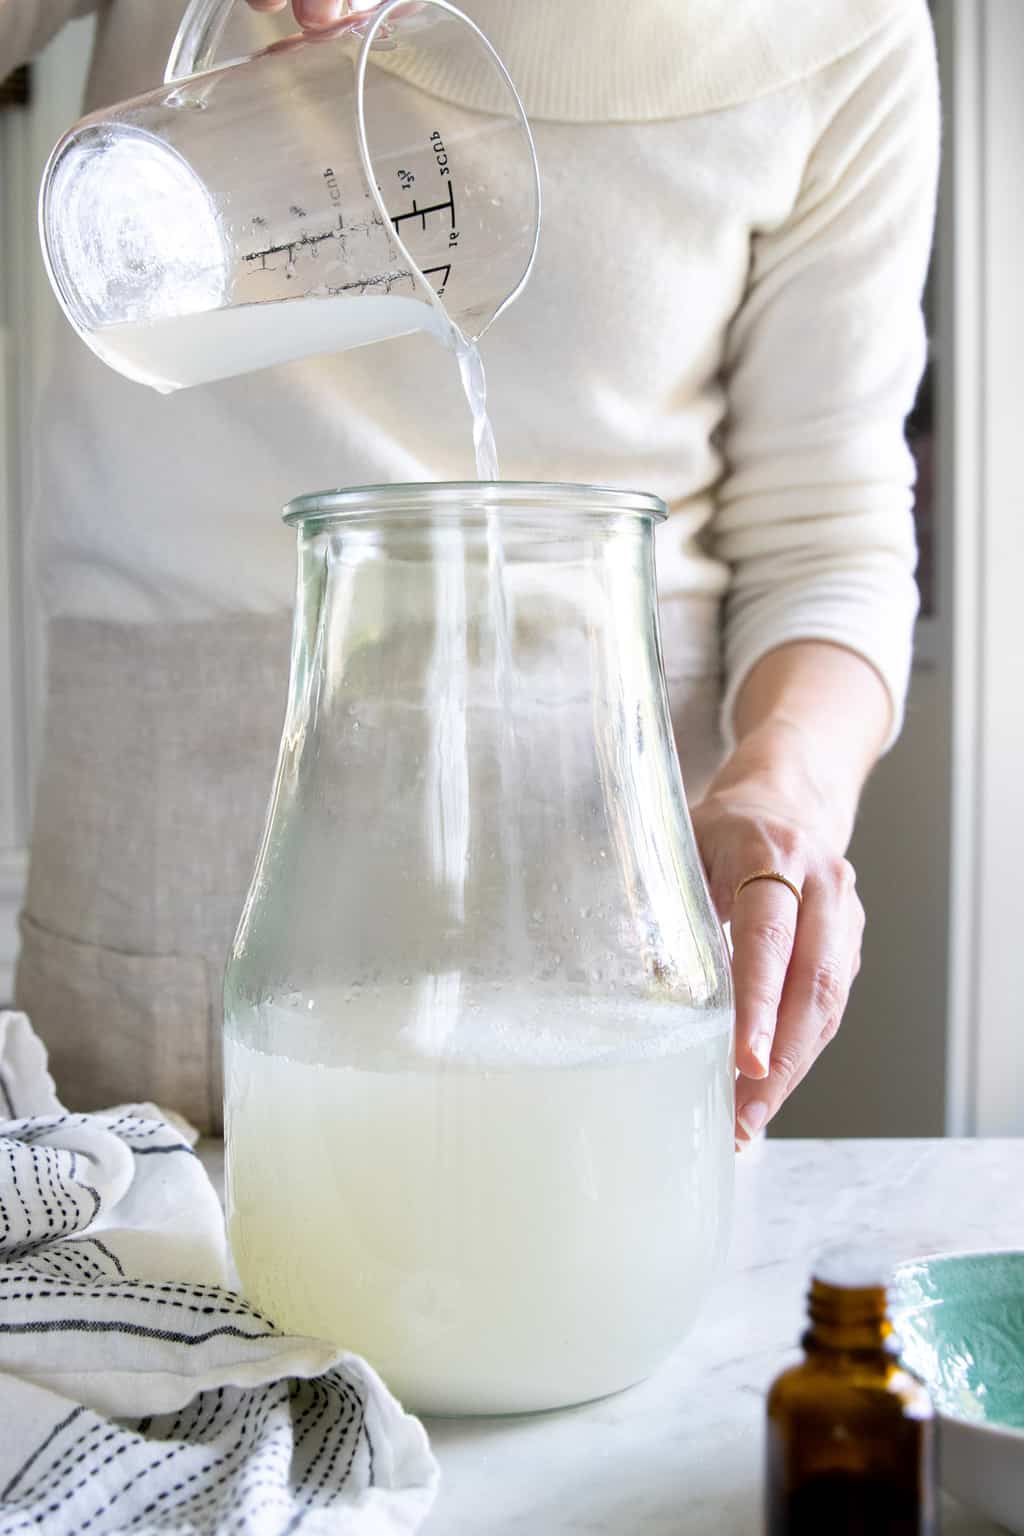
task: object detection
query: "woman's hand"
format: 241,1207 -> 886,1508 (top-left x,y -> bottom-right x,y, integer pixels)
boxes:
691,758 -> 864,1144
689,642 -> 891,1144
246,0 -> 349,29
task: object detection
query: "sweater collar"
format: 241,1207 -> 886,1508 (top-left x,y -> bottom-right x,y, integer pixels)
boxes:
382,0 -> 911,123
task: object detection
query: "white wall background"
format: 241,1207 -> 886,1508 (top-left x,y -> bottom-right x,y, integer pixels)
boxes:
958,0 -> 1024,1134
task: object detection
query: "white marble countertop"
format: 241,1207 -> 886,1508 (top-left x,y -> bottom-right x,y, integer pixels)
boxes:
413,1139 -> 1023,1535
203,1138 -> 1022,1533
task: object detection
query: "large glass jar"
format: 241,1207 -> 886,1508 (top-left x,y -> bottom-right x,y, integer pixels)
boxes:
224,482 -> 734,1416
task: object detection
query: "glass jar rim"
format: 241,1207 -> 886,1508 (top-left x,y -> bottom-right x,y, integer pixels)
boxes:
283,481 -> 668,528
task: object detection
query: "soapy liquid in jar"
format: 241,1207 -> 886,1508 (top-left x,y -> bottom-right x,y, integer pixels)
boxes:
224,992 -> 734,1416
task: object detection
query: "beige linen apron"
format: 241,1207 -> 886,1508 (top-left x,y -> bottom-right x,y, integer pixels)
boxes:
16,599 -> 723,1135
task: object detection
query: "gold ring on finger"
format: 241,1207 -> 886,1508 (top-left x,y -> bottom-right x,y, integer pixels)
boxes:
734,869 -> 803,907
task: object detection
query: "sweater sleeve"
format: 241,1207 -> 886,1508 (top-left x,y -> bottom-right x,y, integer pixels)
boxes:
712,0 -> 939,752
0,0 -> 102,76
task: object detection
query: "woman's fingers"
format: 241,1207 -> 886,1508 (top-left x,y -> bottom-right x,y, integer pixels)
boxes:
244,0 -> 348,26
690,790 -> 863,1143
735,861 -> 862,1140
293,0 -> 348,25
729,875 -> 802,1084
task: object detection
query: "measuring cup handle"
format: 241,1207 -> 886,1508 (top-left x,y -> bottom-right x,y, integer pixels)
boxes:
165,0 -> 240,84
164,0 -> 390,84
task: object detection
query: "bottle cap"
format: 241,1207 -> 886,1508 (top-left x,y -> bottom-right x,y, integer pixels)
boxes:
810,1245 -> 895,1291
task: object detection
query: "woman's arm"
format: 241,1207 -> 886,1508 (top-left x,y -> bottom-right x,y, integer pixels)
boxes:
0,0 -> 348,78
691,641 -> 888,1140
694,0 -> 939,1137
721,640 -> 891,853
0,1 -> 101,76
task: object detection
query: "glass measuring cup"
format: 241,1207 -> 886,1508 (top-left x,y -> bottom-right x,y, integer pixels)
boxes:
38,0 -> 540,392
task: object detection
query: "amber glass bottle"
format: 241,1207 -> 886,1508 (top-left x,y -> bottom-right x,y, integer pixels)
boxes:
765,1256 -> 936,1535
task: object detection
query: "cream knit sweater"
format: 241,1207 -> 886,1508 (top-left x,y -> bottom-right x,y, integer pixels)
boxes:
4,0 -> 938,740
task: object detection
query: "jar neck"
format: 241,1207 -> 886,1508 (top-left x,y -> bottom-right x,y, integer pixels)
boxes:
288,510 -> 663,710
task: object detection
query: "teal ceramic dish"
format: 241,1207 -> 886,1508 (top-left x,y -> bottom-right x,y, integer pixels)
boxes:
892,1251 -> 1024,1534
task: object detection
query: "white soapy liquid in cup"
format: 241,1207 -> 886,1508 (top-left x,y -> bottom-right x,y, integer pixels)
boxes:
90,294 -> 443,394
224,991 -> 734,1415
90,294 -> 502,482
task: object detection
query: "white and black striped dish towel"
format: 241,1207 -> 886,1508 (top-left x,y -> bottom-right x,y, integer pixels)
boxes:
0,1011 -> 438,1535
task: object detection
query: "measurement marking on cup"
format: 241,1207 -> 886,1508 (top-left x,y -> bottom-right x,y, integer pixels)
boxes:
422,264 -> 452,296
389,177 -> 456,234
244,216 -> 349,271
324,269 -> 416,297
242,182 -> 455,298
